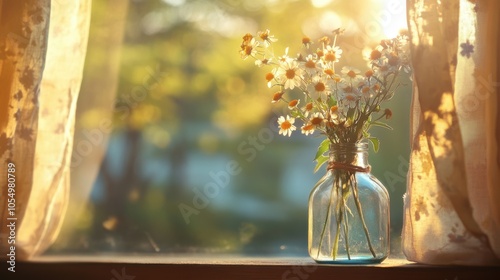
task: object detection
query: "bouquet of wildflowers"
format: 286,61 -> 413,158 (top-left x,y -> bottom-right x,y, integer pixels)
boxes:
239,28 -> 411,260
240,29 -> 410,168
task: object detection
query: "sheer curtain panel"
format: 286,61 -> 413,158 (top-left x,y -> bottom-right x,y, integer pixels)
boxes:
403,0 -> 500,265
0,0 -> 91,260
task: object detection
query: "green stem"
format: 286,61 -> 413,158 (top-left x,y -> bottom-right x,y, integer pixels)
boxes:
316,175 -> 336,260
343,197 -> 351,260
331,176 -> 343,259
318,170 -> 375,261
351,174 -> 377,257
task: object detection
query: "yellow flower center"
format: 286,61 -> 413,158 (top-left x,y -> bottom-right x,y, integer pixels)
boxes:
286,69 -> 296,79
305,60 -> 316,69
281,121 -> 292,130
370,49 -> 382,60
346,94 -> 356,101
289,99 -> 299,107
347,70 -> 357,78
325,52 -> 336,62
324,69 -> 335,77
314,82 -> 326,92
305,102 -> 313,111
265,73 -> 274,82
302,124 -> 314,131
311,117 -> 323,125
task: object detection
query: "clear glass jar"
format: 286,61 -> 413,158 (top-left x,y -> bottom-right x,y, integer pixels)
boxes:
308,141 -> 390,263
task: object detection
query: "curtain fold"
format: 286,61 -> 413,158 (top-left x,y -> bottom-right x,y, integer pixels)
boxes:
475,0 -> 500,259
0,0 -> 51,260
0,0 -> 91,259
403,0 -> 500,265
55,0 -> 128,248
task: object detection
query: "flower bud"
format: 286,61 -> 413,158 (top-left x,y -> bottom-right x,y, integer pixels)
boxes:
385,108 -> 393,119
272,91 -> 284,103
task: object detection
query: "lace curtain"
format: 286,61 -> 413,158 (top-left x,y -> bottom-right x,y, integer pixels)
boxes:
0,0 -> 91,259
403,0 -> 500,265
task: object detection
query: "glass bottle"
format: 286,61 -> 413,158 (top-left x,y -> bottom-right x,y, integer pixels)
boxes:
308,141 -> 390,263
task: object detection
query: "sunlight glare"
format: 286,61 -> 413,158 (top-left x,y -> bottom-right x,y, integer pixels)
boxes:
161,0 -> 185,6
311,0 -> 334,8
319,11 -> 342,34
377,0 -> 407,38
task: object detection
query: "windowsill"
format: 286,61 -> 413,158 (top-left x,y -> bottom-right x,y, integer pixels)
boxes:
10,255 -> 500,279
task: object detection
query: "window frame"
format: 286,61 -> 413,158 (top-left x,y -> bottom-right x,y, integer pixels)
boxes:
12,256 -> 500,279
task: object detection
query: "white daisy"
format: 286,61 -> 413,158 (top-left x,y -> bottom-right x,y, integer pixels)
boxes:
277,115 -> 296,137
275,60 -> 304,90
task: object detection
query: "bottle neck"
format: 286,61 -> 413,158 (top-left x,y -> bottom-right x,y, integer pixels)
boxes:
329,142 -> 369,171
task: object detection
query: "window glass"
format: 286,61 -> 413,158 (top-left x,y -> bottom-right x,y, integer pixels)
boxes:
50,0 -> 410,257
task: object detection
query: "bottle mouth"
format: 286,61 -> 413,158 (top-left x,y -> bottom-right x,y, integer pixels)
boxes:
328,140 -> 370,172
329,141 -> 369,152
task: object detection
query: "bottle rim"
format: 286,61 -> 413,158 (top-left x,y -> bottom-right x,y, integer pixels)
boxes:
329,140 -> 369,152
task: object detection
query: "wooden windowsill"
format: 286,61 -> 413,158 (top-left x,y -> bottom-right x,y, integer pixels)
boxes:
7,255 -> 500,279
